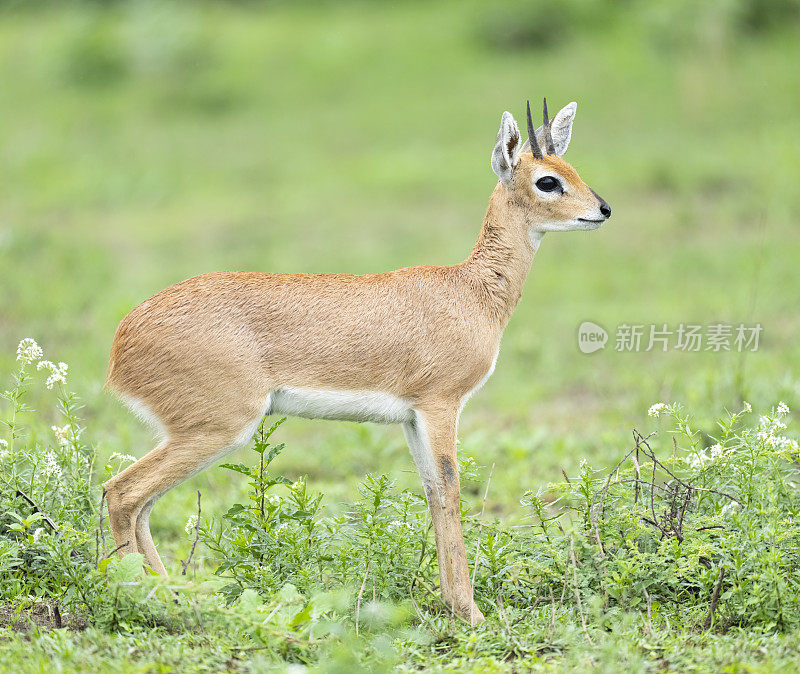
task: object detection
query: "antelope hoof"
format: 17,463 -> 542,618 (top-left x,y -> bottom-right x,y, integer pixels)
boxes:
448,598 -> 485,625
459,602 -> 485,625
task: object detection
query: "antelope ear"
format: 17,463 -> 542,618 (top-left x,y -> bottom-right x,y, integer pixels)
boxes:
521,102 -> 578,157
541,102 -> 577,157
491,112 -> 521,183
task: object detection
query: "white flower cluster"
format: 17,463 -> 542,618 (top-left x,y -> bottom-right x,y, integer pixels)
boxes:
51,425 -> 72,448
42,451 -> 63,480
37,361 -> 68,389
15,338 -> 72,390
687,444 -> 729,470
110,452 -> 137,465
758,415 -> 786,433
0,438 -> 8,460
756,408 -> 799,453
16,338 -> 43,365
388,520 -> 412,531
687,452 -> 707,469
720,501 -> 739,517
648,403 -> 669,418
266,494 -> 281,506
185,514 -> 198,535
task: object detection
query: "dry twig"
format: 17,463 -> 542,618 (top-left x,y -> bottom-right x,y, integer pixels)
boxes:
704,567 -> 726,630
15,490 -> 59,533
102,540 -> 130,561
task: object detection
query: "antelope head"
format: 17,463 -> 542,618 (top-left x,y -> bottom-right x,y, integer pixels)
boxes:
490,98 -> 611,235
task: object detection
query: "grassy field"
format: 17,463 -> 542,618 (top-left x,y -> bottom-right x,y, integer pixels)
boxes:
1,1 -> 800,671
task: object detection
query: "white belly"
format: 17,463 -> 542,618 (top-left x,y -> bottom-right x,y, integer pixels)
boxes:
267,386 -> 414,425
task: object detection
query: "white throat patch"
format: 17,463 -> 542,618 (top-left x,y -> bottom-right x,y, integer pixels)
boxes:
529,229 -> 544,251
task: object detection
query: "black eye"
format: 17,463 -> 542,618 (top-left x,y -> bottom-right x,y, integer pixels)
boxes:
535,176 -> 561,193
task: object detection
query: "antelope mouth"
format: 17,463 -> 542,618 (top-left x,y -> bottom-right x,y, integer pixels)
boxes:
577,218 -> 606,224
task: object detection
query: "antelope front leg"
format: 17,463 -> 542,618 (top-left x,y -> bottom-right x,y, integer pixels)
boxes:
403,405 -> 484,624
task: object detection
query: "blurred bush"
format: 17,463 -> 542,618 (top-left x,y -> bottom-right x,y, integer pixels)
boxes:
477,0 -> 613,52
57,14 -> 128,87
738,0 -> 800,31
475,0 -> 800,52
53,2 -> 216,87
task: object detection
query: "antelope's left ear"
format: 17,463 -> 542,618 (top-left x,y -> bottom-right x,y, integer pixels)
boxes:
491,112 -> 522,183
541,101 -> 577,157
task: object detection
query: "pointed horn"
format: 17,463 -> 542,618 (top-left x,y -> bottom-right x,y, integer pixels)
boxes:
526,100 -> 543,159
542,97 -> 556,155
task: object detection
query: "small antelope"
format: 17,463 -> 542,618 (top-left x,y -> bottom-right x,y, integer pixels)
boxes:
105,98 -> 610,624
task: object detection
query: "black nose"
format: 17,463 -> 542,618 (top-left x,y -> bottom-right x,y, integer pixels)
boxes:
599,200 -> 611,218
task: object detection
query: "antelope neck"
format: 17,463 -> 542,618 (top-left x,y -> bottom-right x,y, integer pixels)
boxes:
461,184 -> 539,324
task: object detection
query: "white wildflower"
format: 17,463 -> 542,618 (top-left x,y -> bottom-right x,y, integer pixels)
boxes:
688,450 -> 709,470
648,403 -> 668,418
37,360 -> 68,389
763,435 -> 799,453
743,402 -> 752,413
266,494 -> 281,506
388,520 -> 412,531
709,443 -> 724,460
758,415 -> 787,444
185,514 -> 198,535
51,425 -> 71,447
110,452 -> 137,464
0,439 -> 7,460
0,439 -> 7,449
777,402 -> 790,418
42,451 -> 63,480
16,338 -> 43,365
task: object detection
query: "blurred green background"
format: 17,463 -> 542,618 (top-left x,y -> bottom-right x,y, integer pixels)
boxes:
1,0 -> 799,546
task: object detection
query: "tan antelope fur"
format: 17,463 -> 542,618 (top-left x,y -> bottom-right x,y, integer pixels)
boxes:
104,98 -> 611,625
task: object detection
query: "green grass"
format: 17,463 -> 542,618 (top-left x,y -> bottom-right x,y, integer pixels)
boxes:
1,0 -> 800,670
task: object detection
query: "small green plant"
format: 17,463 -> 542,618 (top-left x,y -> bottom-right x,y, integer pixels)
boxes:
200,419 -> 433,612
